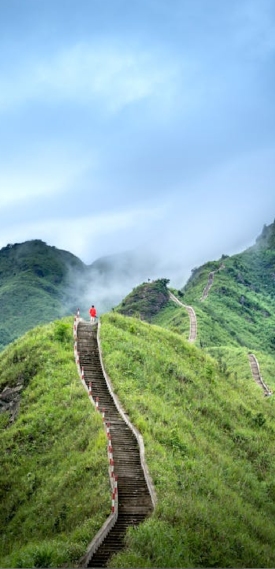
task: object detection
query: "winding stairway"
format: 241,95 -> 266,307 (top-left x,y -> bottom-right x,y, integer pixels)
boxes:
169,292 -> 197,342
248,353 -> 272,397
201,271 -> 215,301
200,264 -> 225,301
76,320 -> 154,567
169,295 -> 273,397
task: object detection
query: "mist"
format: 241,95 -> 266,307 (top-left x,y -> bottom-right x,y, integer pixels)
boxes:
0,0 -> 274,284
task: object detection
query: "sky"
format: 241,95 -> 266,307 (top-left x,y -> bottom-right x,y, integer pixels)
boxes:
0,0 -> 274,288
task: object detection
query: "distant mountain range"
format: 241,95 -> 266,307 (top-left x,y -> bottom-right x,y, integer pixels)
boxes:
0,219 -> 274,352
0,239 -> 158,349
1,220 -> 275,568
116,219 -> 275,356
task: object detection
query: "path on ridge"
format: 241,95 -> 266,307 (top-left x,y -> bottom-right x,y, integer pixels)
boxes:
77,321 -> 154,568
169,292 -> 197,342
248,353 -> 272,397
201,271 -> 215,301
200,264 -> 225,301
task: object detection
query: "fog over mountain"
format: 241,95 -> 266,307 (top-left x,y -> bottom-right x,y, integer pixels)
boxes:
0,0 -> 274,274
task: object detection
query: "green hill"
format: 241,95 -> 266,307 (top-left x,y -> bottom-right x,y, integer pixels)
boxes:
0,240 -> 86,349
0,240 -> 159,351
1,220 -> 275,567
0,318 -> 109,568
1,313 -> 275,567
115,220 -> 275,357
100,313 -> 275,568
115,278 -> 170,320
179,220 -> 275,354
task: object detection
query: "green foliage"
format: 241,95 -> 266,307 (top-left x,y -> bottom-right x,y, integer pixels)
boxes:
99,312 -> 275,568
151,300 -> 190,340
0,240 -> 87,350
2,222 -> 275,567
0,317 -> 110,568
116,279 -> 170,321
206,346 -> 275,397
152,224 -> 275,356
53,321 -> 72,343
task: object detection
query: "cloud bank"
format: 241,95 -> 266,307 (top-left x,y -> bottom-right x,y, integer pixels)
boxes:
0,0 -> 274,290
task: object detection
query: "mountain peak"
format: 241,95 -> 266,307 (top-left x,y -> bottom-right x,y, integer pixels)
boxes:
255,219 -> 275,249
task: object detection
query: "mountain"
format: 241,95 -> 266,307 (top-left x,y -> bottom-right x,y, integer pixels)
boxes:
116,278 -> 171,320
0,318 -> 110,567
1,221 -> 275,567
3,219 -> 274,353
0,240 -> 159,350
1,313 -> 275,568
116,220 -> 275,356
178,219 -> 275,354
0,239 -> 84,349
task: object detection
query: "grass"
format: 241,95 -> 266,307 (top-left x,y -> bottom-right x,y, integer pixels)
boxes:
166,253 -> 275,355
98,312 -> 275,568
151,300 -> 190,340
207,346 -> 275,394
0,318 -> 110,568
1,303 -> 275,567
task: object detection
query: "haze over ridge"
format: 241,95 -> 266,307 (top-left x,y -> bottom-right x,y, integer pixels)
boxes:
0,0 -> 274,286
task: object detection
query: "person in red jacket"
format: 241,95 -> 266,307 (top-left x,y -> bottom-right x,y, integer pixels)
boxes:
89,305 -> 97,323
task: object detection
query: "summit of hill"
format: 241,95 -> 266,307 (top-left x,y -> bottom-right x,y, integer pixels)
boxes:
114,220 -> 275,357
1,219 -> 275,567
0,240 -> 158,350
0,312 -> 275,567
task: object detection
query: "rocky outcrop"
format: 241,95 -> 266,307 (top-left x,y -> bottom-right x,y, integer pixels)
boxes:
0,381 -> 24,423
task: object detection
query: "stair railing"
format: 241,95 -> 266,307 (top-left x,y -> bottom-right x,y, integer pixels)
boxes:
73,312 -> 119,567
97,319 -> 157,510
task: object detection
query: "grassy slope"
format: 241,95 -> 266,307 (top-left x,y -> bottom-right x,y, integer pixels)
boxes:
206,346 -> 275,395
1,313 -> 275,567
151,300 -> 191,340
180,243 -> 275,354
0,276 -> 65,349
99,313 -> 275,568
1,226 -> 275,567
0,240 -> 87,351
0,318 -> 110,568
116,279 -> 170,321
150,232 -> 275,404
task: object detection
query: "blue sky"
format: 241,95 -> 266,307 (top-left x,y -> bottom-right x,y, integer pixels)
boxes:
0,0 -> 274,286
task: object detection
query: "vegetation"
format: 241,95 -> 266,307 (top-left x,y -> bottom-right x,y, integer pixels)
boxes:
0,240 -> 87,350
99,313 -> 275,568
0,240 -> 162,350
116,278 -> 170,320
151,298 -> 190,339
1,220 -> 275,567
206,345 -> 275,394
181,259 -> 275,353
0,318 -> 110,568
178,221 -> 275,354
128,222 -> 275,364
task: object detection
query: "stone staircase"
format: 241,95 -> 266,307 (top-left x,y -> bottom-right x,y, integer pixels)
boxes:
169,292 -> 197,342
200,264 -> 225,301
76,321 -> 154,567
248,353 -> 272,397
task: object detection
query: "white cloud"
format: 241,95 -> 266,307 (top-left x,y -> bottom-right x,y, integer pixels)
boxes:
0,205 -> 165,261
0,144 -> 94,206
0,41 -> 177,114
